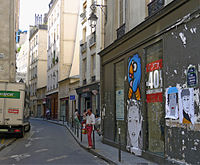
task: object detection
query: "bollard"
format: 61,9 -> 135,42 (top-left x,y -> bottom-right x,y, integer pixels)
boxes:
74,122 -> 76,134
118,127 -> 121,162
77,122 -> 79,138
81,124 -> 83,142
63,116 -> 64,125
92,125 -> 95,149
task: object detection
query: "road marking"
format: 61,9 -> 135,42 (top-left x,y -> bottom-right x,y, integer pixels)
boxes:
1,138 -> 5,144
47,155 -> 68,162
35,149 -> 48,153
10,154 -> 31,162
25,142 -> 32,148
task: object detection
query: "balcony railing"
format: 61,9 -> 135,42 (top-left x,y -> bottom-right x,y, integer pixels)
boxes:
83,79 -> 87,85
148,0 -> 164,17
81,42 -> 87,53
116,23 -> 125,39
89,32 -> 96,47
91,76 -> 96,82
80,11 -> 86,20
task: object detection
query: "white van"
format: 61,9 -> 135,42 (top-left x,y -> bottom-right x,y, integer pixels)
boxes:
0,82 -> 30,137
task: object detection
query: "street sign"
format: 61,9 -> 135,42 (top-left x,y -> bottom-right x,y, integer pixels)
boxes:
70,95 -> 75,100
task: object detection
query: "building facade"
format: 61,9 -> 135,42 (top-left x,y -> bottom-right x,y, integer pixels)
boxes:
16,32 -> 29,83
36,86 -> 47,118
99,0 -> 200,164
0,0 -> 18,82
47,0 -> 80,120
76,0 -> 106,116
29,25 -> 47,117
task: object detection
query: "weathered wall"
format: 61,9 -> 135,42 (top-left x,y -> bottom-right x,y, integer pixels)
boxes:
0,0 -> 16,82
164,10 -> 200,164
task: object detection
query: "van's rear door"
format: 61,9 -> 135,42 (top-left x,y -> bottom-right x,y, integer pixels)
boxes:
4,83 -> 25,125
0,83 -> 6,125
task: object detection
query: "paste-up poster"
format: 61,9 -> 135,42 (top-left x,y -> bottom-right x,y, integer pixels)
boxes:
165,87 -> 179,119
178,88 -> 194,124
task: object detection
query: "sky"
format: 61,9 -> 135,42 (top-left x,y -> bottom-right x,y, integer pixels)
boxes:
19,0 -> 50,31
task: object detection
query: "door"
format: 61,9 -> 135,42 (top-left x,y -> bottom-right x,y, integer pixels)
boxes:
60,100 -> 66,121
37,105 -> 42,117
66,100 -> 69,122
85,97 -> 91,110
145,41 -> 164,155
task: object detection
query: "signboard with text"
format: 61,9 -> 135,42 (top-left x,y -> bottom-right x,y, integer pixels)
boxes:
146,59 -> 163,103
0,91 -> 20,99
70,95 -> 75,100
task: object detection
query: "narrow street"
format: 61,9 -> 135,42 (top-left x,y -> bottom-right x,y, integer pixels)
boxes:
0,119 -> 107,165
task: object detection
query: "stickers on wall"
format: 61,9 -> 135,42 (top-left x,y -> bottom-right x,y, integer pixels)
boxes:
165,87 -> 179,119
178,88 -> 195,124
187,65 -> 198,88
165,87 -> 195,124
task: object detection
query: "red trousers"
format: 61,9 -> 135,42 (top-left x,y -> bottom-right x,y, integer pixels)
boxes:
86,125 -> 93,147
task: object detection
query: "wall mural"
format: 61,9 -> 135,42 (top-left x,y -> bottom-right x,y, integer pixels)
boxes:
128,54 -> 141,101
127,54 -> 142,156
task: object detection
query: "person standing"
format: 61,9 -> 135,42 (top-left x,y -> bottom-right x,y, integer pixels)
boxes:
86,108 -> 95,148
74,109 -> 80,126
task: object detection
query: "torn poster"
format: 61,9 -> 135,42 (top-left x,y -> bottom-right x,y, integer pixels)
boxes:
178,88 -> 194,124
165,87 -> 179,119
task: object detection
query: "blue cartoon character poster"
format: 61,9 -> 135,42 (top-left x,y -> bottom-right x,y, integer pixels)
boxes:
128,54 -> 141,100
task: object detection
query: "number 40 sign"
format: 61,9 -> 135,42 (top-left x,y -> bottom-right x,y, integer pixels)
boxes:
146,59 -> 163,103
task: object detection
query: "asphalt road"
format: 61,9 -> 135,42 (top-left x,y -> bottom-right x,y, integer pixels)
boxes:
0,119 -> 107,165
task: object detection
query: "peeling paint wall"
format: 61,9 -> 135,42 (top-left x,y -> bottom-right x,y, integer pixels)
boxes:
164,11 -> 200,165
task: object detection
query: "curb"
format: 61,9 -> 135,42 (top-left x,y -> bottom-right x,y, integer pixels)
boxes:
0,138 -> 17,152
45,119 -> 117,165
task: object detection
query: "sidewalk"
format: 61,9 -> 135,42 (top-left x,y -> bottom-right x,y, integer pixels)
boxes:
0,137 -> 16,151
43,118 -> 157,165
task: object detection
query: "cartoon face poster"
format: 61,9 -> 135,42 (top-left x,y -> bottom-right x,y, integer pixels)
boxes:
165,87 -> 179,119
128,54 -> 141,100
178,88 -> 194,124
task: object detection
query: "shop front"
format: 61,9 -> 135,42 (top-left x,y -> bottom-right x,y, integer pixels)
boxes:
76,82 -> 100,116
46,92 -> 58,119
60,97 -> 69,122
99,0 -> 200,164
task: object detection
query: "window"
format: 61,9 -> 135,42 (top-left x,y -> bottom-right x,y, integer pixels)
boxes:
82,58 -> 87,79
118,0 -> 125,27
83,1 -> 87,13
36,35 -> 38,45
57,24 -> 59,40
91,54 -> 96,76
82,27 -> 86,42
115,60 -> 125,144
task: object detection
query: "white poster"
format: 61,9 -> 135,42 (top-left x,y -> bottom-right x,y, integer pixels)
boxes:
178,88 -> 194,124
126,100 -> 142,156
165,87 -> 179,119
116,90 -> 124,120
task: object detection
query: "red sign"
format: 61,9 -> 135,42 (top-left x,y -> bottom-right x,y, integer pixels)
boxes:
146,59 -> 162,72
146,92 -> 163,103
8,109 -> 19,114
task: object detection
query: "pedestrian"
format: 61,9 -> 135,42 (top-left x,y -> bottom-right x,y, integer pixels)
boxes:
74,109 -> 80,126
46,108 -> 50,120
94,114 -> 101,136
86,108 -> 95,148
81,110 -> 87,134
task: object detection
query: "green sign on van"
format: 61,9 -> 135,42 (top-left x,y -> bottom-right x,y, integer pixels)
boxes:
0,91 -> 20,99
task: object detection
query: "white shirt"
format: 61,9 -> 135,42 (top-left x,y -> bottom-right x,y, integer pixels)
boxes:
86,113 -> 95,125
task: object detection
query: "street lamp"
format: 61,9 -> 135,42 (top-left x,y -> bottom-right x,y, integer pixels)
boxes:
88,12 -> 98,28
88,2 -> 107,28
